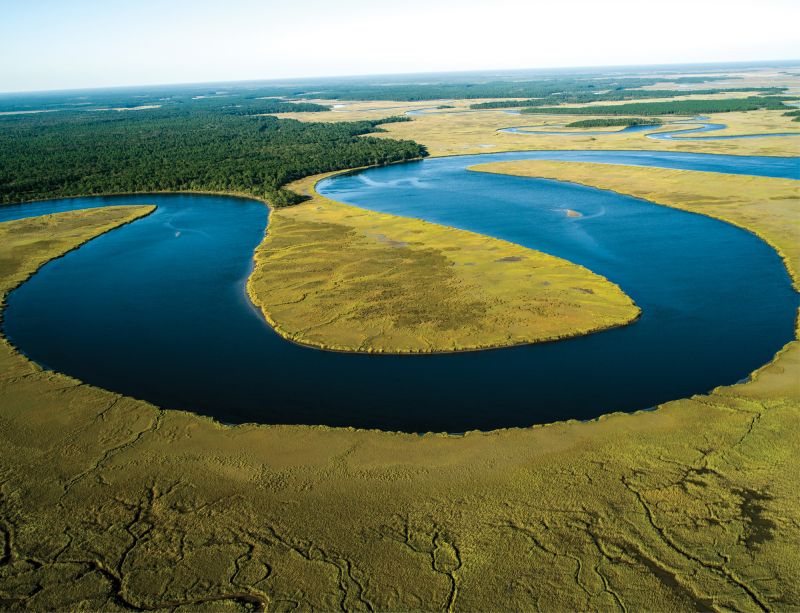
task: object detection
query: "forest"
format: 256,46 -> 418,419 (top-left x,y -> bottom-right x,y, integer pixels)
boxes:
0,110 -> 426,206
564,118 -> 663,128
0,90 -> 331,115
0,75 -> 737,113
519,97 -> 795,116
289,76 -> 734,101
209,98 -> 330,114
1,76 -> 793,209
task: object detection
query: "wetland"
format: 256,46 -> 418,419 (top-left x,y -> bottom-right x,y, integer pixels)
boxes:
2,151 -> 797,432
2,62 -> 800,610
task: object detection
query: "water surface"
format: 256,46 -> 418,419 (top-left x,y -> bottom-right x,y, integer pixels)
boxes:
3,150 -> 797,432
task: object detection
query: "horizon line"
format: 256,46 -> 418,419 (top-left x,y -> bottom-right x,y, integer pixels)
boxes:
2,58 -> 799,97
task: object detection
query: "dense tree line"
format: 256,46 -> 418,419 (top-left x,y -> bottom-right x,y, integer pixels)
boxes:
565,118 -> 663,128
0,111 -> 427,206
0,89 -> 331,115
97,76 -> 725,106
216,99 -> 331,114
0,75 -> 739,114
519,97 -> 794,116
469,88 -> 788,109
783,109 -> 800,122
365,115 -> 412,124
287,76 -> 733,102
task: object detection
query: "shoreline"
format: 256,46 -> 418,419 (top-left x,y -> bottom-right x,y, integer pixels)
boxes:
1,155 -> 797,435
469,162 -> 800,292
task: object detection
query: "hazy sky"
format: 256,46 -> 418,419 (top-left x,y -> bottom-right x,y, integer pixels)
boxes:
1,0 -> 799,93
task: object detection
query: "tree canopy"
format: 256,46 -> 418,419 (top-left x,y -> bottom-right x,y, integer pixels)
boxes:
0,110 -> 427,206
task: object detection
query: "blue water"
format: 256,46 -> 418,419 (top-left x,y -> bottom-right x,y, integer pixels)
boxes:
2,151 -> 798,432
499,117 -> 800,141
405,107 -> 444,116
501,124 -> 657,136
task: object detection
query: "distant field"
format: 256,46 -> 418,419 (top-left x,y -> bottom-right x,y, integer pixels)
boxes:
356,107 -> 800,158
469,87 -> 788,109
520,96 -> 794,115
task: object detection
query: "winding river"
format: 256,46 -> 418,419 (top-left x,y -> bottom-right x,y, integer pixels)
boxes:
499,117 -> 800,140
2,151 -> 798,432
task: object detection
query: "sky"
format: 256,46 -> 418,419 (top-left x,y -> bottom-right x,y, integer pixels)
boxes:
1,0 -> 799,93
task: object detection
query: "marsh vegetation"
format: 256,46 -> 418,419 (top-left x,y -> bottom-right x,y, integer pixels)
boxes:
0,203 -> 798,610
519,96 -> 795,116
249,173 -> 640,353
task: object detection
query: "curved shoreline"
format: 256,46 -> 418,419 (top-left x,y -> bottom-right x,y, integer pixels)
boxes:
314,152 -> 796,428
2,170 -> 644,359
0,203 -> 795,438
1,202 -> 798,611
2,150 -> 797,432
468,162 -> 800,293
0,205 -> 157,313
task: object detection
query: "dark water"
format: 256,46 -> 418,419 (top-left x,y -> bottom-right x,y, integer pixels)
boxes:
3,151 -> 798,432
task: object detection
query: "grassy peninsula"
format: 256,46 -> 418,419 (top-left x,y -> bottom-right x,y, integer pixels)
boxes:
247,173 -> 639,353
